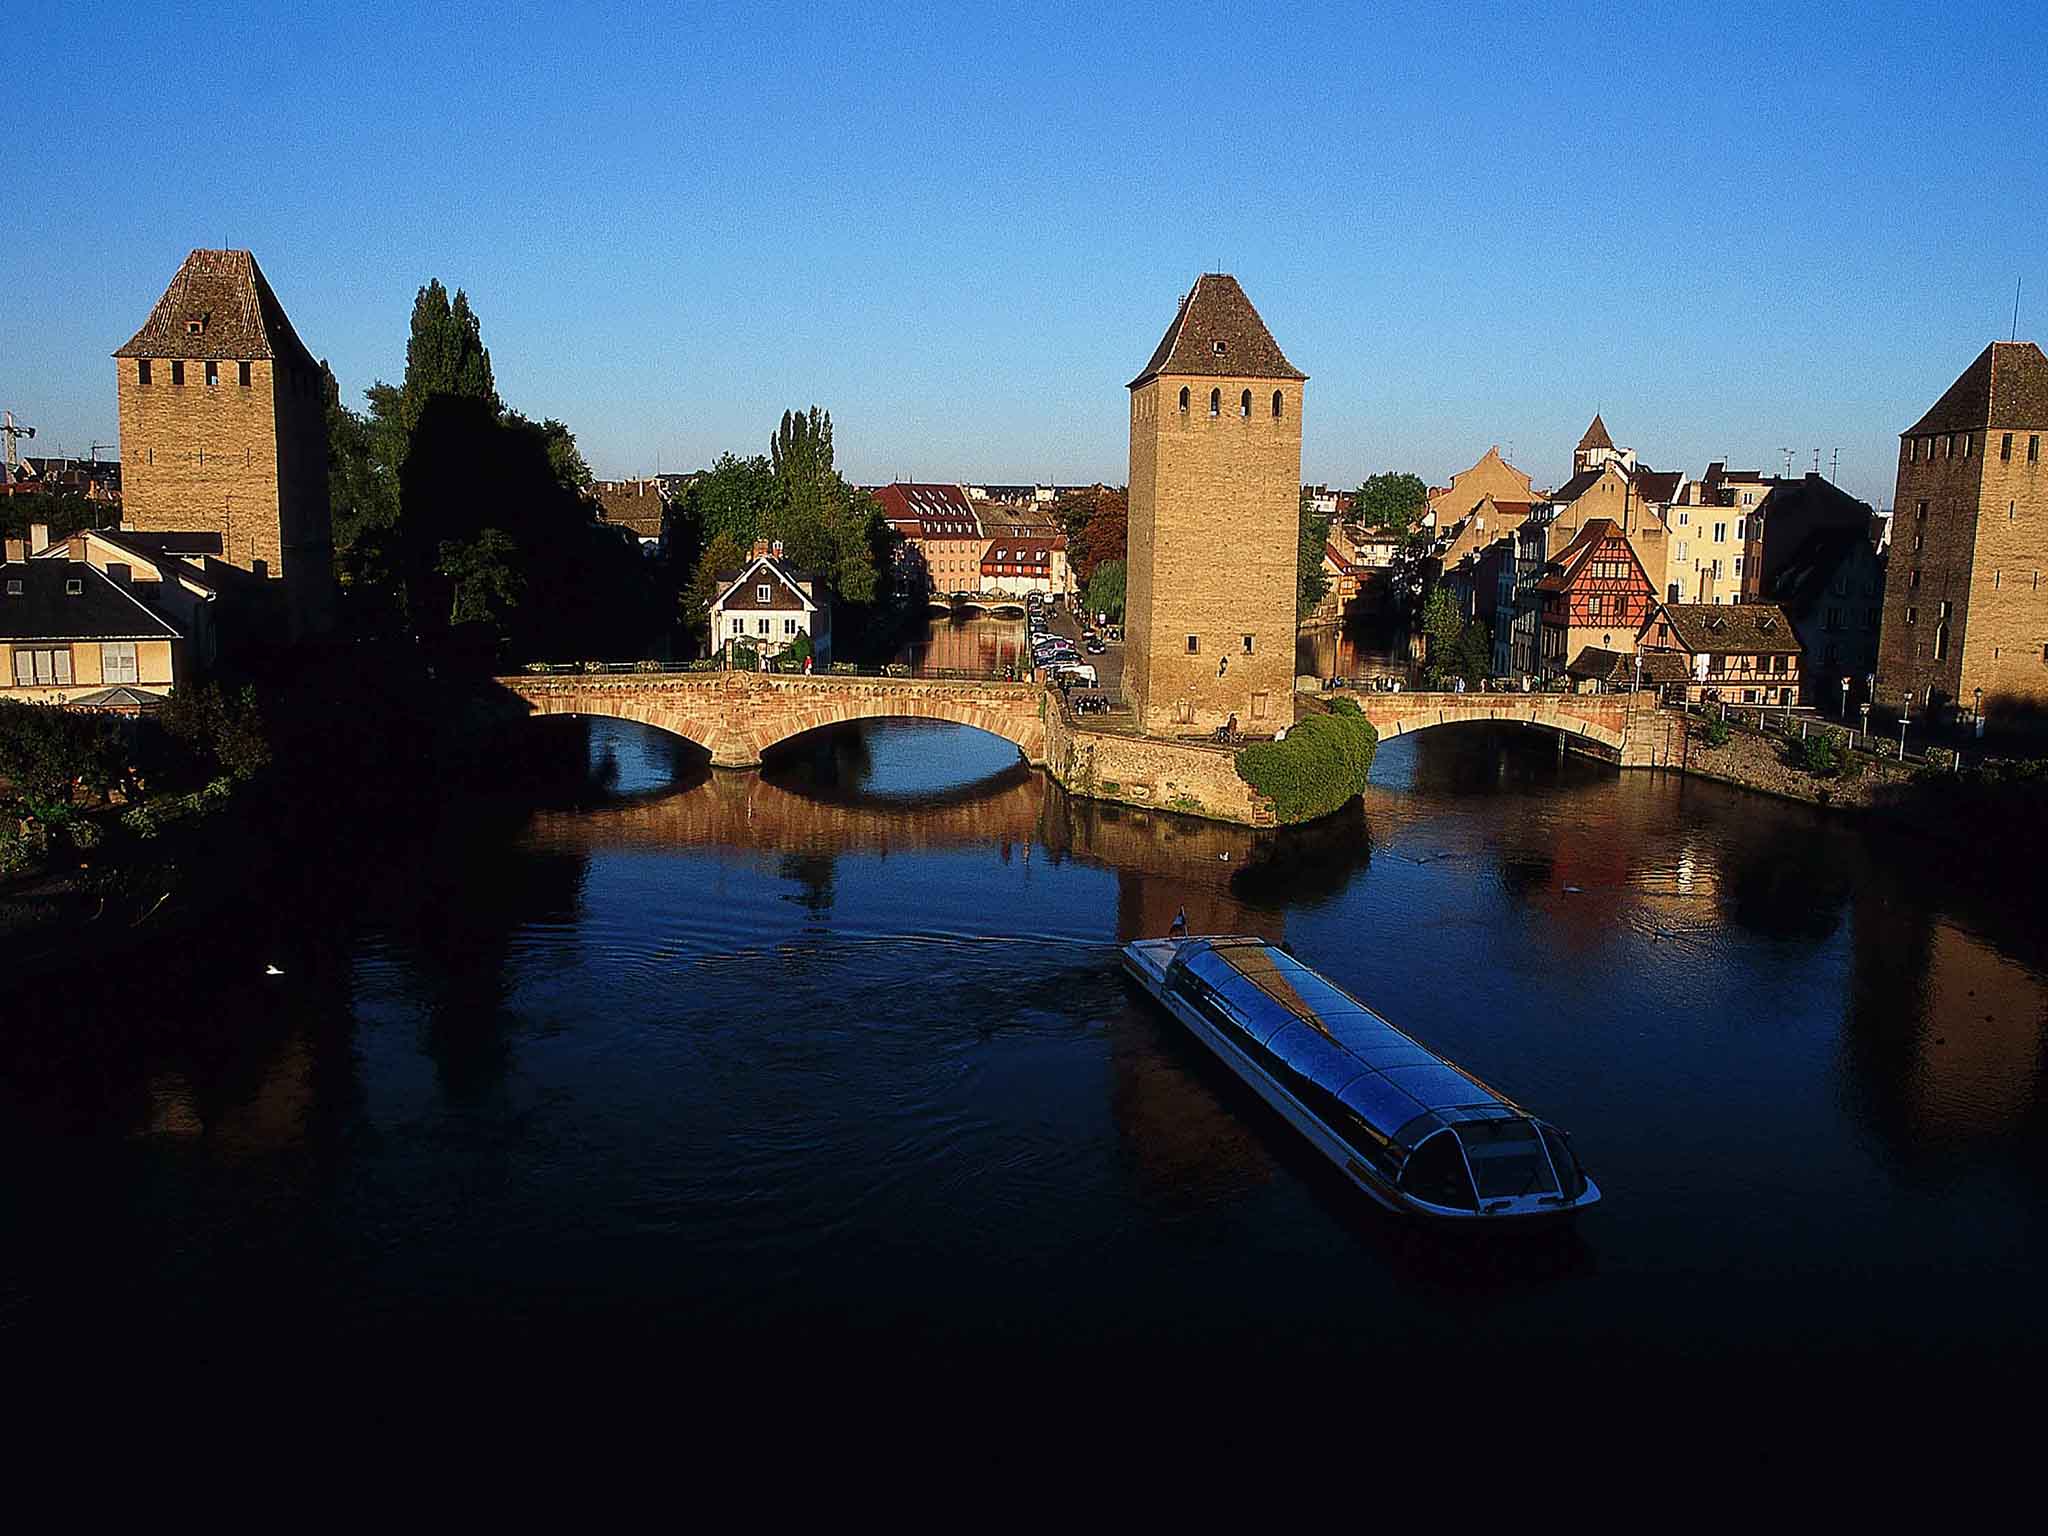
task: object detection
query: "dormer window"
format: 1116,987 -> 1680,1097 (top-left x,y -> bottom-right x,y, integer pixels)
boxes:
1212,341 -> 1227,356
65,578 -> 83,596
757,583 -> 771,603
4,579 -> 21,597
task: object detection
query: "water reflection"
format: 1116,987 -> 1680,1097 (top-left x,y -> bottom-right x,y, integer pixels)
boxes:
895,612 -> 1030,675
5,713 -> 2046,1376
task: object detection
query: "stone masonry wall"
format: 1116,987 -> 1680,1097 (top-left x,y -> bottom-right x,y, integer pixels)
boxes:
1125,375 -> 1302,736
1043,691 -> 1276,826
1963,428 -> 2048,716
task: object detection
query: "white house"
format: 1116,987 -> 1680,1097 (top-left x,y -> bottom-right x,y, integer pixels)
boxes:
708,539 -> 832,665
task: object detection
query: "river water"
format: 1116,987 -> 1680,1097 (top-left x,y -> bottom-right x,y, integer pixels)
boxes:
4,712 -> 2044,1390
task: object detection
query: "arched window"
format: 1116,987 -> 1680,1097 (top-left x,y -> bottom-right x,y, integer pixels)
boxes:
1240,390 -> 1252,417
1178,386 -> 1189,413
1272,390 -> 1284,418
1208,389 -> 1220,417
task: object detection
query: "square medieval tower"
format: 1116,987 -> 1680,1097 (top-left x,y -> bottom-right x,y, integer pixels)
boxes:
114,249 -> 334,633
1875,340 -> 2048,721
1124,274 -> 1304,735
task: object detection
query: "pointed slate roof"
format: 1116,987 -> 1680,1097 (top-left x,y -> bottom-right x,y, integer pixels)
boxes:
1130,274 -> 1305,388
1905,340 -> 2048,435
114,249 -> 318,368
1578,414 -> 1615,451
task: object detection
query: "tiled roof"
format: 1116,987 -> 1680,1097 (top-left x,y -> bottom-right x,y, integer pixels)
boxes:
981,540 -> 1054,570
873,483 -> 982,539
1649,602 -> 1802,655
1535,517 -> 1646,593
1130,273 -> 1305,388
1905,340 -> 2048,435
114,249 -> 317,368
1549,468 -> 1603,504
1567,646 -> 1690,685
712,555 -> 817,612
1578,414 -> 1615,450
594,480 -> 665,537
0,559 -> 182,641
1631,468 -> 1681,503
67,685 -> 168,711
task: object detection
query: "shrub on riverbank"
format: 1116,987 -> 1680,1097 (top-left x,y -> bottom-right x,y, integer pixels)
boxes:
1235,697 -> 1378,825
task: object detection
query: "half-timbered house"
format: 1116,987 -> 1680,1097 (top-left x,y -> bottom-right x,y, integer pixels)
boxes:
1534,517 -> 1655,681
1636,601 -> 1803,706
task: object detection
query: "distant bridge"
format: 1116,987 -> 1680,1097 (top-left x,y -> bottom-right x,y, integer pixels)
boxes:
498,670 -> 1047,769
1326,688 -> 1678,768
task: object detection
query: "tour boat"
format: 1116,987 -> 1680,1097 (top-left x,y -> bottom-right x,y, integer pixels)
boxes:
1121,935 -> 1599,1224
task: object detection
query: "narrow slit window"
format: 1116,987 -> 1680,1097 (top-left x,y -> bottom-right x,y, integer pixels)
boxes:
137,359 -> 151,386
171,361 -> 185,386
1186,634 -> 1199,655
1178,386 -> 1189,413
205,360 -> 218,387
239,361 -> 252,387
1271,390 -> 1283,418
1239,389 -> 1251,418
1208,389 -> 1220,417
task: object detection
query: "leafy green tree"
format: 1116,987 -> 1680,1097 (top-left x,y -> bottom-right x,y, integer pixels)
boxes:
0,491 -> 110,544
323,361 -> 399,598
686,531 -> 748,634
762,406 -> 880,606
1453,617 -> 1493,684
1299,489 -> 1334,619
439,529 -> 525,633
1084,559 -> 1126,623
394,279 -> 498,437
0,701 -> 127,817
1352,472 -> 1428,534
1055,485 -> 1128,582
157,683 -> 271,785
1418,587 -> 1465,688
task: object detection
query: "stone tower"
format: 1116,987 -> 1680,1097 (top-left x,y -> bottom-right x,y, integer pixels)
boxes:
1875,339 -> 2048,722
114,249 -> 334,633
1125,274 -> 1305,735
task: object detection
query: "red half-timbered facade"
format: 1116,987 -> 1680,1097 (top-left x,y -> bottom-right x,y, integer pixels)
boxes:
1535,517 -> 1655,679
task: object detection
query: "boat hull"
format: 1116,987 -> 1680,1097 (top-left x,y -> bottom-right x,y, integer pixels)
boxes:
1120,939 -> 1597,1226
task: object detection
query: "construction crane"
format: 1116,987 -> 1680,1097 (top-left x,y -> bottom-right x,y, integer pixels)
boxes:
2,409 -> 35,481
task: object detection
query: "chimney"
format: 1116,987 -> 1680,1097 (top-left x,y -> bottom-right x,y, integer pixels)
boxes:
771,539 -> 784,560
28,523 -> 49,554
751,538 -> 770,559
3,537 -> 25,564
68,535 -> 87,562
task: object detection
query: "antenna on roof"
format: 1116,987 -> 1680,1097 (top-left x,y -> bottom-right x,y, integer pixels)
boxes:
1780,448 -> 1794,478
2015,276 -> 2023,342
1812,449 -> 1821,475
1830,448 -> 1841,483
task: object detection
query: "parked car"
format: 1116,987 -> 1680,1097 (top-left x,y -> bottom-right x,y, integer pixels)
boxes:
1085,637 -> 1105,655
1050,662 -> 1098,686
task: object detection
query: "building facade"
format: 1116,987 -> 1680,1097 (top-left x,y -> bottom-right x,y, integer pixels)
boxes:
3,535 -> 183,705
113,249 -> 333,636
1638,601 -> 1803,707
1534,517 -> 1655,680
1874,340 -> 2048,722
1124,274 -> 1303,734
873,482 -> 985,596
708,540 -> 832,665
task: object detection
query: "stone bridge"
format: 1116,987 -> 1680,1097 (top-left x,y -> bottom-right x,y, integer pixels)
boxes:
496,670 -> 1048,769
1328,688 -> 1679,769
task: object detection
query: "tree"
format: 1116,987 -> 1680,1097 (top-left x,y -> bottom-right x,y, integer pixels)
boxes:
1055,485 -> 1128,583
1298,488 -> 1334,619
323,361 -> 399,599
0,491 -> 110,544
438,528 -> 525,634
762,406 -> 880,606
685,531 -> 748,634
1418,588 -> 1464,688
1352,472 -> 1428,534
395,279 -> 497,438
1084,559 -> 1125,624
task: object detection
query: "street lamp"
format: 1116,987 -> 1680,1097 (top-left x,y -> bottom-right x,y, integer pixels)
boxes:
1839,675 -> 1851,720
1859,700 -> 1871,746
1899,690 -> 1910,758
1974,686 -> 1985,741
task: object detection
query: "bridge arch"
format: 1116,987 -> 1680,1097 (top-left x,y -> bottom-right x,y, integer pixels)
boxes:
1344,692 -> 1631,756
501,673 -> 1048,770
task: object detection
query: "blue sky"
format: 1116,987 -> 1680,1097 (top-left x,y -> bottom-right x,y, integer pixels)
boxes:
6,1 -> 2044,507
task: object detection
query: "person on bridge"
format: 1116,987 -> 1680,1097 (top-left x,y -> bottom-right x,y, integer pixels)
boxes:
803,654 -> 813,675
1169,907 -> 1188,938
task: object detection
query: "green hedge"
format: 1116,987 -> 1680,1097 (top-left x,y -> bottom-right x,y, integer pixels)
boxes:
1235,697 -> 1378,825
